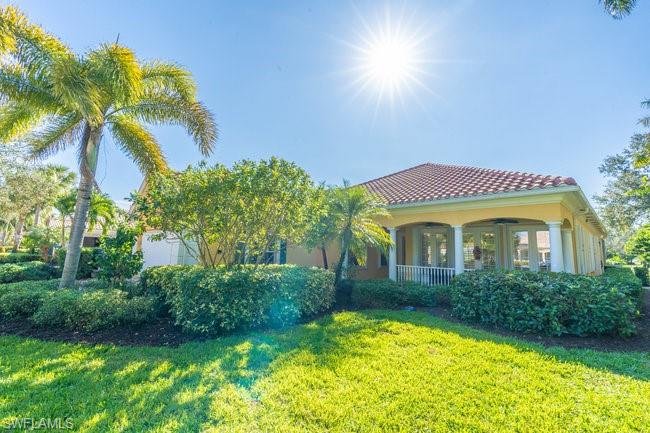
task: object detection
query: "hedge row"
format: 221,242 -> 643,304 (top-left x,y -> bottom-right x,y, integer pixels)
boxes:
0,252 -> 42,264
141,265 -> 335,335
0,261 -> 58,284
0,279 -> 156,332
349,279 -> 450,308
450,267 -> 642,337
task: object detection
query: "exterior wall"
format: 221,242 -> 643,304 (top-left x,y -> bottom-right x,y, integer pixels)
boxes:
286,243 -> 388,279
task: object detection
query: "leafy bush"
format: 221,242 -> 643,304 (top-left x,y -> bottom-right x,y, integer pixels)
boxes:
450,268 -> 643,337
55,247 -> 100,279
632,266 -> 649,286
22,227 -> 58,259
140,265 -> 335,334
350,279 -> 449,308
0,252 -> 41,264
96,225 -> 143,286
0,261 -> 57,283
0,279 -> 157,332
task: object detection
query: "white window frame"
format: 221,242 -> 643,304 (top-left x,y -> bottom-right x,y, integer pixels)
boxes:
506,224 -> 550,271
420,227 -> 450,268
463,226 -> 499,270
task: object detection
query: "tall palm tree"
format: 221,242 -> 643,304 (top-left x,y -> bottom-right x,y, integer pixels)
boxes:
329,181 -> 393,286
0,6 -> 217,287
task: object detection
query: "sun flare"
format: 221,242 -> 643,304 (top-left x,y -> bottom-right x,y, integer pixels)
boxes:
347,7 -> 431,109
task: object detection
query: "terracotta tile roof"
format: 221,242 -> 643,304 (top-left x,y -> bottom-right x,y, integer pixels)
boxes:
360,163 -> 577,205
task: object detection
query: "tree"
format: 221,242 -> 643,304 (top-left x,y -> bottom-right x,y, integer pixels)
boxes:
31,164 -> 75,226
54,190 -> 117,246
625,224 -> 650,265
328,181 -> 393,286
0,6 -> 217,287
600,0 -> 638,18
134,158 -> 320,268
303,188 -> 338,269
595,100 -> 650,253
96,224 -> 143,287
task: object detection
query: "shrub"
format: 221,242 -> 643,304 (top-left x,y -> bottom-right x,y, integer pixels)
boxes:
96,225 -> 143,286
0,261 -> 57,283
140,265 -> 335,334
0,252 -> 42,264
55,247 -> 100,279
0,279 -> 157,332
450,268 -> 643,337
350,279 -> 447,308
632,266 -> 649,286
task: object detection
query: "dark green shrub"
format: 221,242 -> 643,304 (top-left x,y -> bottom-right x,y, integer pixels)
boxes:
0,261 -> 57,283
0,279 -> 157,332
96,225 -> 143,286
141,265 -> 335,335
632,266 -> 649,287
0,253 -> 42,264
55,247 -> 100,279
350,279 -> 447,308
450,268 -> 642,337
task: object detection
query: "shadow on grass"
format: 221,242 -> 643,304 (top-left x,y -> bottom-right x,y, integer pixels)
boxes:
0,310 -> 647,432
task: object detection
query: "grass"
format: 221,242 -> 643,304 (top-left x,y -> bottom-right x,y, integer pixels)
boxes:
0,310 -> 648,432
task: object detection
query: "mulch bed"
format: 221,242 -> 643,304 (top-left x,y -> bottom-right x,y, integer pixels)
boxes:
1,289 -> 649,351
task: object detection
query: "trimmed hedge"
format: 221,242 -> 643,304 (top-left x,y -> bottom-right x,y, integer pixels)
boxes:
141,265 -> 335,335
632,266 -> 649,287
0,279 -> 157,332
350,279 -> 450,308
0,261 -> 57,284
0,252 -> 42,264
450,268 -> 643,337
54,247 -> 101,279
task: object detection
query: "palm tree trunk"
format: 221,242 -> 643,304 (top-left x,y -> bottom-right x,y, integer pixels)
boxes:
321,245 -> 328,269
12,216 -> 24,252
60,126 -> 101,288
60,216 -> 66,247
33,205 -> 41,227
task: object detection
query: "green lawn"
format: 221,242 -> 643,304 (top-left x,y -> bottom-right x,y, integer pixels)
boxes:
0,311 -> 648,433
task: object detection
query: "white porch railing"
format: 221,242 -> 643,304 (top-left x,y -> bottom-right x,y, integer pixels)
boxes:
396,265 -> 455,286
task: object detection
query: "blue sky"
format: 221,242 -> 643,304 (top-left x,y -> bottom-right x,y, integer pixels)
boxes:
7,1 -> 650,207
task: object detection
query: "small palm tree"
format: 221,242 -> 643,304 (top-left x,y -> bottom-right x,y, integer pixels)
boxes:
87,192 -> 116,235
53,191 -> 75,246
0,6 -> 217,287
329,180 -> 393,286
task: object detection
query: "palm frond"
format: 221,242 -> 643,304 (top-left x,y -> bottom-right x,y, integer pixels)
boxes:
141,61 -> 197,100
50,58 -> 103,125
28,112 -> 83,160
0,6 -> 72,74
87,44 -> 142,105
0,65 -> 57,106
112,93 -> 217,155
108,114 -> 168,174
600,0 -> 637,18
0,101 -> 47,142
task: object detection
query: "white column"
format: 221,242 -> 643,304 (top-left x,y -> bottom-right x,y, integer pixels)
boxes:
561,228 -> 575,273
453,225 -> 464,275
547,221 -> 564,272
388,227 -> 397,281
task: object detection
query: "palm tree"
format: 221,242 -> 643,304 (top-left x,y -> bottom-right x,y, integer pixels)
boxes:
600,0 -> 637,18
53,191 -> 75,246
0,6 -> 217,287
87,192 -> 116,235
329,181 -> 393,286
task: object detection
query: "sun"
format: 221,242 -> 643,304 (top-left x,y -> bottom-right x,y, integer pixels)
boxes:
346,7 -> 431,109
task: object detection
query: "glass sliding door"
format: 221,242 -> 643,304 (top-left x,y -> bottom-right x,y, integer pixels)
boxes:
420,230 -> 448,267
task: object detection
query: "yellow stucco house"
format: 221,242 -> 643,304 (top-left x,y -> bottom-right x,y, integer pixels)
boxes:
139,162 -> 606,285
286,163 -> 606,285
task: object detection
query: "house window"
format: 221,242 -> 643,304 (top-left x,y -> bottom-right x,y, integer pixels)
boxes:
536,231 -> 551,272
463,233 -> 475,269
421,232 -> 448,267
480,232 -> 497,269
512,231 -> 529,270
279,240 -> 287,265
379,251 -> 387,267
